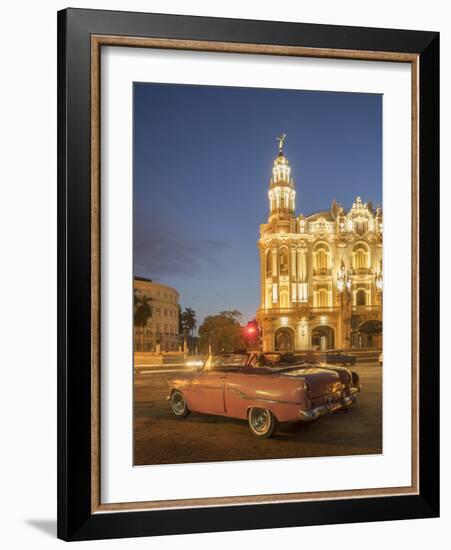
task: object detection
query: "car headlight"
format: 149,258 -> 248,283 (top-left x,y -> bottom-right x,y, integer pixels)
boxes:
186,360 -> 203,367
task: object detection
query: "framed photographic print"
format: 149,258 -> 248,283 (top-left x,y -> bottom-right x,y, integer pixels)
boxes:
57,8 -> 439,541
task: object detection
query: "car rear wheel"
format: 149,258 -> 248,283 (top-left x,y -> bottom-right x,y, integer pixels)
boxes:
171,390 -> 190,418
248,407 -> 277,438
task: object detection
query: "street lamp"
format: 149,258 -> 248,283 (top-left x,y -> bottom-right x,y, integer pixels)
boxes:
375,259 -> 383,291
337,261 -> 352,349
337,260 -> 352,293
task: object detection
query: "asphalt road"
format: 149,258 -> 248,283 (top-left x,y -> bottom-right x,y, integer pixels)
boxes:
133,362 -> 382,466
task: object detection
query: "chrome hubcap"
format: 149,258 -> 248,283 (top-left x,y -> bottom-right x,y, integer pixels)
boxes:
250,409 -> 270,433
172,393 -> 185,415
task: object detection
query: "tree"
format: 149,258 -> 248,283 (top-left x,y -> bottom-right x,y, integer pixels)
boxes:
198,310 -> 245,354
181,307 -> 197,335
133,288 -> 141,313
180,307 -> 197,352
178,305 -> 183,335
134,292 -> 152,351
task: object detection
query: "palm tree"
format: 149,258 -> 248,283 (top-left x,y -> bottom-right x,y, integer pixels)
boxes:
181,307 -> 197,352
133,289 -> 141,316
134,293 -> 152,351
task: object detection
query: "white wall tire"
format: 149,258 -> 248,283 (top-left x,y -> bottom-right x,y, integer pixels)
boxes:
248,407 -> 277,438
171,390 -> 190,418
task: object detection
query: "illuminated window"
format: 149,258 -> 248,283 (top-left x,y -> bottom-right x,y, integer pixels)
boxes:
315,286 -> 331,307
280,290 -> 289,308
279,249 -> 289,276
356,289 -> 367,306
265,250 -> 272,278
317,289 -> 328,307
355,220 -> 368,235
314,245 -> 330,271
353,245 -> 370,269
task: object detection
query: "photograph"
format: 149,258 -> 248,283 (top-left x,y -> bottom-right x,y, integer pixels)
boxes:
132,82 -> 383,465
54,5 -> 440,541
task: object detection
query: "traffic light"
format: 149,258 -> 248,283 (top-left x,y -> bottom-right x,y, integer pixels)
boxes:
244,320 -> 260,350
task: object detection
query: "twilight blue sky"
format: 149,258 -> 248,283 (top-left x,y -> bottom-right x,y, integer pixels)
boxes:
133,83 -> 382,327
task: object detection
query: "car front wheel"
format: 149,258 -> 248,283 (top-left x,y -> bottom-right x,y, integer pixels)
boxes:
171,390 -> 190,418
248,407 -> 277,438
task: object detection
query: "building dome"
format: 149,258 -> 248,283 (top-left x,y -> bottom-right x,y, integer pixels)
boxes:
270,152 -> 294,188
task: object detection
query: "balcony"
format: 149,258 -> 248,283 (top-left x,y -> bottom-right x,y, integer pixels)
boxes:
257,305 -> 339,316
309,306 -> 339,314
257,306 -> 305,316
352,267 -> 372,276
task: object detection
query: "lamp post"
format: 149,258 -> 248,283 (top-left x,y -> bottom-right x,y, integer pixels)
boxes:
374,260 -> 383,348
375,259 -> 383,294
337,261 -> 352,349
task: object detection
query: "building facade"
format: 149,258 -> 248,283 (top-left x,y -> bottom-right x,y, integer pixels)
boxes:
256,141 -> 383,352
134,277 -> 180,352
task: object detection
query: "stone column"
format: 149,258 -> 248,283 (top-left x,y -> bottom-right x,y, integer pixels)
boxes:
297,247 -> 309,302
296,320 -> 310,350
337,293 -> 344,349
290,247 -> 297,303
263,320 -> 274,352
260,248 -> 266,308
271,248 -> 278,304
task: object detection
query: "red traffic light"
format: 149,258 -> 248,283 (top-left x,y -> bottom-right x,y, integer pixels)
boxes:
245,321 -> 258,336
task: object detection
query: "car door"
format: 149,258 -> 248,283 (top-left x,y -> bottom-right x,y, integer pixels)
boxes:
190,370 -> 226,414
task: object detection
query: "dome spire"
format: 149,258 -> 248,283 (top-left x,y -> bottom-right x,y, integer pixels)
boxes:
268,134 -> 296,220
276,133 -> 287,155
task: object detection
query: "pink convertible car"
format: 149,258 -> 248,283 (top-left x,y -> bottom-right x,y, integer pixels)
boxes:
167,352 -> 360,438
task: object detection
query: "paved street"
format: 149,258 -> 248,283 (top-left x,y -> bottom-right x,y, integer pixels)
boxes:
134,362 -> 382,466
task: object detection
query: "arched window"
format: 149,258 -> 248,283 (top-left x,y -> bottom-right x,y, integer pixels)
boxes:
265,250 -> 272,278
318,289 -> 328,307
356,289 -> 367,306
355,220 -> 368,235
352,244 -> 370,269
315,287 -> 331,307
313,244 -> 331,271
279,248 -> 289,276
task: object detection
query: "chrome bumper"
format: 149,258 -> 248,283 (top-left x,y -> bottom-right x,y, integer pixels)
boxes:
299,387 -> 358,422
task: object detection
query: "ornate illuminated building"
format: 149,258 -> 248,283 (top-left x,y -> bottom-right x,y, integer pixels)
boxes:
256,136 -> 383,352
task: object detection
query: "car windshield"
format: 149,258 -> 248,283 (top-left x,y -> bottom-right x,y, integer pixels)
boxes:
263,353 -> 304,367
204,353 -> 249,371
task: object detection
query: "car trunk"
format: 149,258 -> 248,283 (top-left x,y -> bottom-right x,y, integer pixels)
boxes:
280,367 -> 341,398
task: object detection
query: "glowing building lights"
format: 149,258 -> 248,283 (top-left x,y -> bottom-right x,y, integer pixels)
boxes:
256,135 -> 383,352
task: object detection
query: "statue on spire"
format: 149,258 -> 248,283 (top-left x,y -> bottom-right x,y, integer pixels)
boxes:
276,133 -> 286,154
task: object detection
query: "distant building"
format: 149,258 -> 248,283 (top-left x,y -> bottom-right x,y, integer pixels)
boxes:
256,139 -> 382,351
134,277 -> 180,352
